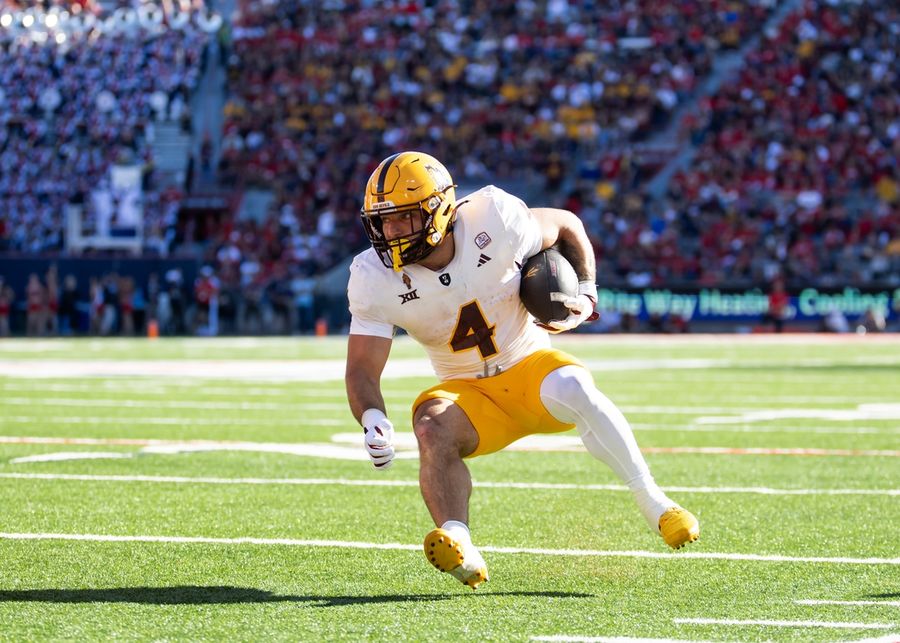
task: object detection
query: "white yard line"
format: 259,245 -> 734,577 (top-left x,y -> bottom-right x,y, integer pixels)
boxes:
3,414 -> 896,436
0,532 -> 897,565
2,382 -> 894,406
696,406 -> 900,424
0,415 -> 344,428
672,617 -> 897,630
9,396 -> 900,427
2,350 -> 895,381
532,637 -> 900,643
552,334 -> 900,345
3,415 -> 895,436
639,446 -> 899,457
0,359 -> 434,381
10,453 -> 133,463
795,599 -> 900,608
636,424 -> 898,436
0,473 -> 420,486
0,382 -> 412,401
0,473 -> 896,497
0,397 -> 349,411
8,396 -> 900,423
0,416 -> 343,427
1,397 -> 776,414
532,637 -> 710,643
1,435 -> 897,458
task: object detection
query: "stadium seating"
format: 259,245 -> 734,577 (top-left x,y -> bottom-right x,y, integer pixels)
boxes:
216,0 -> 774,279
2,0 -> 897,335
0,5 -> 208,254
560,0 -> 899,290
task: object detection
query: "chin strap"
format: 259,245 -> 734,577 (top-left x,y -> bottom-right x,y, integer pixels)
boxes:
391,246 -> 404,272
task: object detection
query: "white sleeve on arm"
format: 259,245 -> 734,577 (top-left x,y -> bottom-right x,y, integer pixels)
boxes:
349,315 -> 394,338
501,192 -> 542,264
348,255 -> 395,339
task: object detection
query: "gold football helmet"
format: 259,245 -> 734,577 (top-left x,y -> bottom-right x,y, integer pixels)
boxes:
361,151 -> 457,271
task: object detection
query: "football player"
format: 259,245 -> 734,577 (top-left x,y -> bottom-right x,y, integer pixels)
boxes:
345,151 -> 699,590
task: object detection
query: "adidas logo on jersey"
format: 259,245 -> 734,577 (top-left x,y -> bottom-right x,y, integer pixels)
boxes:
477,254 -> 491,267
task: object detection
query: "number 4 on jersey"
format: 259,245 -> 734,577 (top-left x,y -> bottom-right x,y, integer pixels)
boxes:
449,300 -> 498,359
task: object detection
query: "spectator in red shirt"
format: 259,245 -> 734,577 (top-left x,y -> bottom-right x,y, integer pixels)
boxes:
765,278 -> 790,333
194,266 -> 221,336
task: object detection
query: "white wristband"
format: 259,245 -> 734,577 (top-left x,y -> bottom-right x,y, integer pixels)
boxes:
361,408 -> 388,428
578,280 -> 598,302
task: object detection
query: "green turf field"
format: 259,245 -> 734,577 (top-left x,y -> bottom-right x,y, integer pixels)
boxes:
0,335 -> 897,641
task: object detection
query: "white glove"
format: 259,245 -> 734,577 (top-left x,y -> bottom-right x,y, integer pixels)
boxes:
543,281 -> 599,334
361,408 -> 395,470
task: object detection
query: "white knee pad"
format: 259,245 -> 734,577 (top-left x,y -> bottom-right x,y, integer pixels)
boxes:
539,365 -> 652,486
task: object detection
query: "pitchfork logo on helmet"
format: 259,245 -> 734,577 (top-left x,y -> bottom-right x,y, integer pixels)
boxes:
361,151 -> 457,271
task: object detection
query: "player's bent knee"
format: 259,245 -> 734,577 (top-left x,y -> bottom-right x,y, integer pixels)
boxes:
413,398 -> 478,457
539,365 -> 596,424
413,415 -> 449,450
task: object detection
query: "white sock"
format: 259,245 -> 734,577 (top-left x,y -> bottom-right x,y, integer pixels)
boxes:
441,520 -> 471,543
627,475 -> 676,533
441,520 -> 486,578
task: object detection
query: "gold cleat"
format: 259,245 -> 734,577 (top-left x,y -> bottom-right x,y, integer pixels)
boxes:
659,507 -> 700,549
423,528 -> 489,590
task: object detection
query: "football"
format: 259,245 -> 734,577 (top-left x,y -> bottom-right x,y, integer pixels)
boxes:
519,248 -> 579,324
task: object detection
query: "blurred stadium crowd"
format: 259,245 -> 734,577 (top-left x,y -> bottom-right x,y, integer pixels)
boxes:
0,0 -> 897,335
0,0 -> 207,254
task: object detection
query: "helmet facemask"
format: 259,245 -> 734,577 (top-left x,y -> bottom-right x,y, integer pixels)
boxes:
361,152 -> 457,271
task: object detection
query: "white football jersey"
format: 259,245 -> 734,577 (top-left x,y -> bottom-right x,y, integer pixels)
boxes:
348,185 -> 550,381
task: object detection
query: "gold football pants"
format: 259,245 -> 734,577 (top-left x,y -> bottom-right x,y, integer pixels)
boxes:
412,348 -> 585,457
